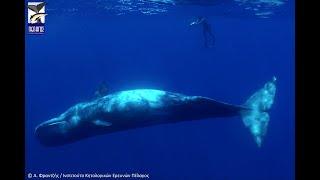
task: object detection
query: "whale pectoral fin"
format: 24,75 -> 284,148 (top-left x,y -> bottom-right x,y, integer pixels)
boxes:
93,119 -> 112,127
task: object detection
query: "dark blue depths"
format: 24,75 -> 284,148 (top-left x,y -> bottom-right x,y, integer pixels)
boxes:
25,0 -> 295,179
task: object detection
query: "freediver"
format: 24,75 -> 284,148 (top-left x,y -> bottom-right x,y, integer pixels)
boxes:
94,81 -> 108,98
190,16 -> 215,48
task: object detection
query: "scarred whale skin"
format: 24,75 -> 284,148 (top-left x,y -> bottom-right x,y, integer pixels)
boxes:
35,78 -> 276,147
35,89 -> 246,146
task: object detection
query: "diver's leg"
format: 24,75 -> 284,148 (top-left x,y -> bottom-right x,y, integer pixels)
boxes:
203,27 -> 209,48
209,31 -> 215,47
205,30 -> 215,48
203,22 -> 215,47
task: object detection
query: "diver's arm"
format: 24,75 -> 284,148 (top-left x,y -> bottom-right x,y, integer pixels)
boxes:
189,17 -> 205,26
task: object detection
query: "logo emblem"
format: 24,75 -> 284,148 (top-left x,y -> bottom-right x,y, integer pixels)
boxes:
27,2 -> 47,34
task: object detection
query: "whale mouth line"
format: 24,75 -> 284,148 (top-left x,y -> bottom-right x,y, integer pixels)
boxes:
46,121 -> 65,126
35,120 -> 66,132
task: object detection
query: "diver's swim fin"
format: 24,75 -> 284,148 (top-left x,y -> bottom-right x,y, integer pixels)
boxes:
241,77 -> 277,147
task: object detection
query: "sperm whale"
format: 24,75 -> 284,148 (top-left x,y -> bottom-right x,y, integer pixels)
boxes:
35,77 -> 276,147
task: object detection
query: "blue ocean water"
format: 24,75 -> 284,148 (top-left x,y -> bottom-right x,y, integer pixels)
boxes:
26,0 -> 295,179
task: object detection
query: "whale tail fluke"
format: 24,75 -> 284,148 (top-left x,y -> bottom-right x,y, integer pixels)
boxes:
240,77 -> 277,147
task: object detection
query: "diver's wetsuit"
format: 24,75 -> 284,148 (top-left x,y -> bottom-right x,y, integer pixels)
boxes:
190,17 -> 215,48
202,19 -> 215,48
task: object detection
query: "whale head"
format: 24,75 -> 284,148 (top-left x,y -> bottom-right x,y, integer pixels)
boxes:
35,106 -> 82,146
35,117 -> 70,146
35,103 -> 111,147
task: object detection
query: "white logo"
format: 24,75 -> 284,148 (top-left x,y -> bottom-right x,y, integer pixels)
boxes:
27,2 -> 47,34
27,173 -> 32,178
